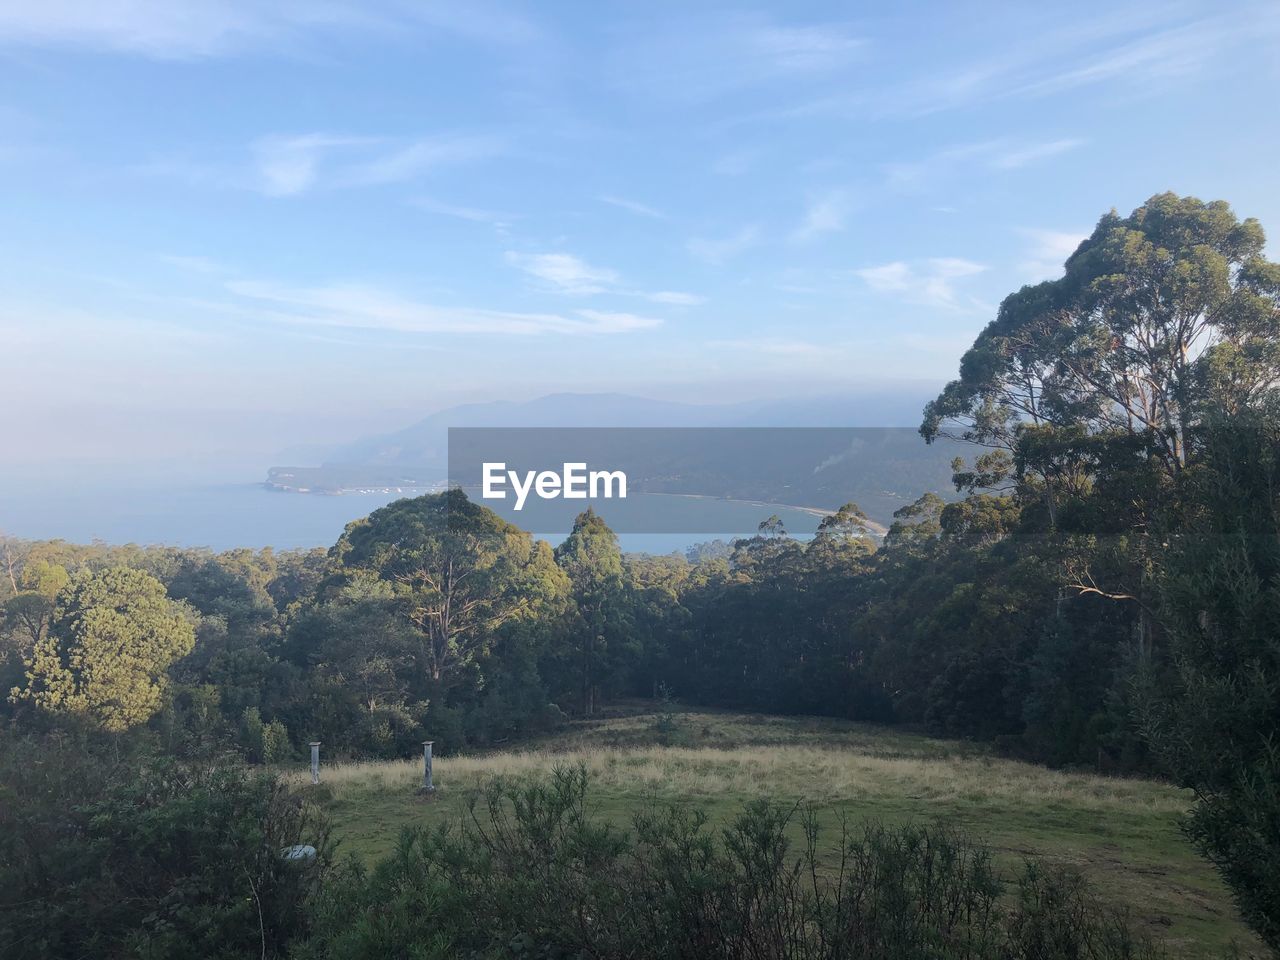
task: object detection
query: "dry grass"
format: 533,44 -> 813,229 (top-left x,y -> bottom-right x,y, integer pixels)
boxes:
291,740 -> 1190,816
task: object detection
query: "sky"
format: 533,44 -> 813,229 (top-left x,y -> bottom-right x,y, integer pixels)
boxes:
2,0 -> 1279,471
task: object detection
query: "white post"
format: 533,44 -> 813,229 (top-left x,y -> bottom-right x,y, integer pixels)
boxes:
310,741 -> 321,785
422,740 -> 435,793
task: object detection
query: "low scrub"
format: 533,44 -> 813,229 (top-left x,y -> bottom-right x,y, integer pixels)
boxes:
0,732 -> 330,960
301,764 -> 1159,960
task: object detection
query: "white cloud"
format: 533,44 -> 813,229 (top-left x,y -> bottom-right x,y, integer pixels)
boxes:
885,141 -> 994,188
599,195 -> 666,219
711,150 -> 756,176
930,257 -> 986,278
614,14 -> 864,103
252,134 -> 368,197
644,291 -> 705,306
412,197 -> 512,227
853,262 -> 911,293
748,24 -> 864,72
573,309 -> 664,333
687,225 -> 760,264
855,258 -> 987,311
868,10 -> 1275,118
160,254 -> 230,275
1017,228 -> 1089,282
225,279 -> 660,336
887,137 -> 1083,189
791,189 -> 853,243
0,0 -> 290,58
505,252 -> 619,295
346,135 -> 501,186
992,138 -> 1084,169
251,133 -> 500,196
1007,21 -> 1226,100
504,252 -> 704,305
709,338 -> 822,356
0,1 -> 541,58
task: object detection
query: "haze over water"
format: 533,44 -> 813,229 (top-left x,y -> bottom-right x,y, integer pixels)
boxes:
0,470 -> 815,555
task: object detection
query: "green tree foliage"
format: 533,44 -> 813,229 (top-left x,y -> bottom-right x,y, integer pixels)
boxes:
1138,410 -> 1280,951
281,574 -> 426,755
0,732 -> 328,959
1,555 -> 71,690
661,504 -> 887,719
242,706 -> 293,764
335,489 -> 568,687
553,508 -> 629,714
911,192 -> 1280,947
923,192 -> 1277,489
11,567 -> 196,732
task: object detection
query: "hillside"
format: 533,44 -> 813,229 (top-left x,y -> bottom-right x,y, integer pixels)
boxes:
296,706 -> 1259,960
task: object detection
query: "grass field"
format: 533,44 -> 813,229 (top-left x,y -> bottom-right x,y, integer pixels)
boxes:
291,704 -> 1258,958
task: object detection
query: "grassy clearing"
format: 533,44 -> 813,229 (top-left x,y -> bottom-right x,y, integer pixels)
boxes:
290,705 -> 1257,959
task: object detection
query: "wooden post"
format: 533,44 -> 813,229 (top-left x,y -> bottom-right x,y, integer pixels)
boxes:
310,742 -> 321,785
422,740 -> 435,793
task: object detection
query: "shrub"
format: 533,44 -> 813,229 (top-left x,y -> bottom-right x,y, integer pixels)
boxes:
0,731 -> 329,959
243,705 -> 293,763
299,765 -> 1159,960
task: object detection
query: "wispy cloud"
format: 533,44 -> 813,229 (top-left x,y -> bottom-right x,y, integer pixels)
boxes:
854,257 -> 987,311
687,225 -> 760,265
1005,21 -> 1227,100
991,138 -> 1084,169
225,279 -> 661,336
709,337 -> 822,356
742,6 -> 1277,127
711,150 -> 757,176
505,252 -> 619,295
251,132 -> 500,196
887,137 -> 1083,189
791,189 -> 854,243
614,14 -> 865,102
643,291 -> 706,306
412,196 -> 513,229
159,253 -> 231,275
504,251 -> 703,305
0,1 -> 314,59
347,135 -> 502,186
573,309 -> 666,333
252,134 -> 369,197
1017,228 -> 1088,282
0,1 -> 542,59
874,10 -> 1274,117
599,195 -> 666,219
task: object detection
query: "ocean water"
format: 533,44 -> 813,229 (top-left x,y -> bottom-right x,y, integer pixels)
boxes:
0,475 -> 820,555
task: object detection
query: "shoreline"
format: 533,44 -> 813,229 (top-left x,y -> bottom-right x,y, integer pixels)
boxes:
262,483 -> 889,536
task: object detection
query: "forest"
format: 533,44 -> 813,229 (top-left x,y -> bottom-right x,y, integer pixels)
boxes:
2,193 -> 1279,958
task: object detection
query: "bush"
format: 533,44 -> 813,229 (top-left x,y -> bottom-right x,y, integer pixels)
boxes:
0,731 -> 329,959
649,682 -> 691,746
299,765 -> 1160,960
243,705 -> 293,764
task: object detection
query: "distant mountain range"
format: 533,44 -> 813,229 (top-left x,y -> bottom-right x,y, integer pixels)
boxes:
265,388 -> 966,527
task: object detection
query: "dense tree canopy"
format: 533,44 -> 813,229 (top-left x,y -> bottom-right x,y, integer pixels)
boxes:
553,508 -> 627,714
334,489 -> 569,687
11,567 -> 196,731
923,193 -> 1280,516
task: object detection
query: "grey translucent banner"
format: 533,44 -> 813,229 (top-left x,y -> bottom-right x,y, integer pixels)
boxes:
447,427 -> 957,536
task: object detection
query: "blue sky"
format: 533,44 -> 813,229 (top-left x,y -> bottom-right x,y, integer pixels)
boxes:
3,0 -> 1279,469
